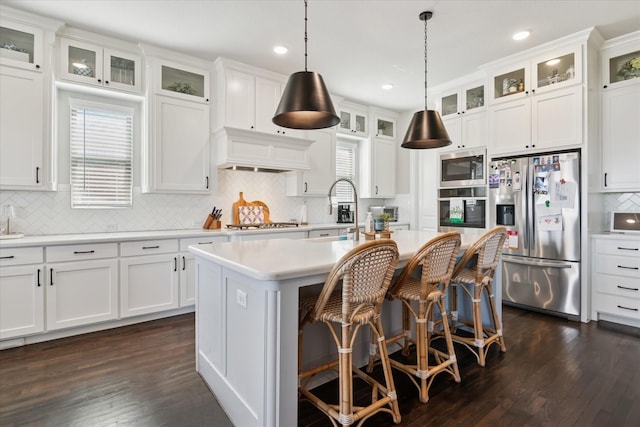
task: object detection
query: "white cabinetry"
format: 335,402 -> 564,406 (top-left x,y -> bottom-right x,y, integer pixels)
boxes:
373,111 -> 396,140
489,85 -> 582,155
592,236 -> 640,327
436,78 -> 487,150
146,95 -> 210,193
600,32 -> 640,192
144,57 -> 211,194
228,230 -> 307,242
178,235 -> 228,307
0,247 -> 44,339
338,101 -> 368,137
0,13 -> 58,191
286,129 -> 336,196
484,33 -> 588,156
45,243 -> 119,330
59,37 -> 142,93
214,58 -> 295,136
0,66 -> 45,189
120,239 -> 180,317
360,137 -> 396,198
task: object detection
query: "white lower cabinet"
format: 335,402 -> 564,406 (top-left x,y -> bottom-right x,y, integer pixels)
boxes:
592,236 -> 640,326
46,259 -> 119,330
0,264 -> 44,339
120,239 -> 180,317
178,235 -> 228,307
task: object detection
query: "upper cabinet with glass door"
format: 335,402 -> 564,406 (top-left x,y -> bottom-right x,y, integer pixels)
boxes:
601,30 -> 640,90
0,20 -> 43,72
439,81 -> 486,119
59,38 -> 142,93
487,43 -> 583,105
373,110 -> 397,140
156,60 -> 209,104
338,101 -> 368,137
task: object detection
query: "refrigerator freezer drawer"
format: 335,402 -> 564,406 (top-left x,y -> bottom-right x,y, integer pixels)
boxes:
502,256 -> 580,317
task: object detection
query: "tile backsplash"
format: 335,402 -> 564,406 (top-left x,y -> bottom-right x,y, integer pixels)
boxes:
0,170 -> 385,236
604,192 -> 640,229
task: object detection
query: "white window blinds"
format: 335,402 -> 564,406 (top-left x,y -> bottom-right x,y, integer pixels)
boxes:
70,101 -> 133,208
335,141 -> 356,203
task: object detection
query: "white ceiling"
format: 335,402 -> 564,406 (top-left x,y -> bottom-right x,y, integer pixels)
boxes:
4,0 -> 640,112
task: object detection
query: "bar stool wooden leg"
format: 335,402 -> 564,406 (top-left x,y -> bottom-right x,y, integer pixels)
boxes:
434,297 -> 461,383
486,281 -> 506,353
373,315 -> 401,424
473,283 -> 486,367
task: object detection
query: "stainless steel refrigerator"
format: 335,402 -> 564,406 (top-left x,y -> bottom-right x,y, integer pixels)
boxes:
489,150 -> 580,319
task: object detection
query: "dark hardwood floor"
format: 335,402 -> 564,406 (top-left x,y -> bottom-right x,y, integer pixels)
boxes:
1,306 -> 639,427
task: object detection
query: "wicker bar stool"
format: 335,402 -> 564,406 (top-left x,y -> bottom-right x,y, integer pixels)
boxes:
447,226 -> 507,367
368,232 -> 462,403
298,240 -> 401,426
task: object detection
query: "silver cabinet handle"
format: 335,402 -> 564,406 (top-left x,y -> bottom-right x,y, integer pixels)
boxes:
503,258 -> 573,269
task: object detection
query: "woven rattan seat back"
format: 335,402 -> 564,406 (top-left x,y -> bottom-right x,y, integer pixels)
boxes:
388,232 -> 461,299
309,239 -> 399,324
453,226 -> 507,284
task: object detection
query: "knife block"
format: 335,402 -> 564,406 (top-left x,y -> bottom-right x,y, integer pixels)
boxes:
203,215 -> 221,230
209,220 -> 221,230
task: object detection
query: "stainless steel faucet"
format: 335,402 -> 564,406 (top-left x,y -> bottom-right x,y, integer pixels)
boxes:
328,178 -> 359,241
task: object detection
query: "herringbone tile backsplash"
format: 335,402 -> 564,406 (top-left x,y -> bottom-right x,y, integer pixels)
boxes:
0,170 -> 377,236
604,192 -> 640,228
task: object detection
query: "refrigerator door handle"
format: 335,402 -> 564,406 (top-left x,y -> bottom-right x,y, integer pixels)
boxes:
503,257 -> 573,269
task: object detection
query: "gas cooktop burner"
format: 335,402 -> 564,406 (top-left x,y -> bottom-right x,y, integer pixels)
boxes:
226,222 -> 300,230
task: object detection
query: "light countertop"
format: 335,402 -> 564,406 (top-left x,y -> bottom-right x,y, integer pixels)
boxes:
0,222 -> 409,248
188,229 -> 473,281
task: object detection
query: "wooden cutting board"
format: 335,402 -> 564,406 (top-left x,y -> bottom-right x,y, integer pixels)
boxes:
232,192 -> 271,224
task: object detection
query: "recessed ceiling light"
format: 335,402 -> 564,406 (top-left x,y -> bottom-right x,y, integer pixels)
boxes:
381,83 -> 394,90
273,45 -> 288,55
512,30 -> 531,41
546,58 -> 560,66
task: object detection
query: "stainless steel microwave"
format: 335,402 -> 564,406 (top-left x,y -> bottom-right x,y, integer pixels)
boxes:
439,148 -> 486,188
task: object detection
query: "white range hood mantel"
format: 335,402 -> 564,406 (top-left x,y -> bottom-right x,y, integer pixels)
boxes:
214,126 -> 315,172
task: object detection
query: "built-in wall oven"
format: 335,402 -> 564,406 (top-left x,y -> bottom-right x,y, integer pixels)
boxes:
440,148 -> 486,188
438,186 -> 487,231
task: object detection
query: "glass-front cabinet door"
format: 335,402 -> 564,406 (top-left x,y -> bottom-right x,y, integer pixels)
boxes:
103,48 -> 141,92
490,62 -> 527,104
159,62 -> 209,103
60,38 -> 142,93
338,103 -> 368,136
601,33 -> 640,90
0,20 -> 43,71
375,116 -> 395,139
60,38 -> 103,86
440,83 -> 485,118
531,46 -> 582,93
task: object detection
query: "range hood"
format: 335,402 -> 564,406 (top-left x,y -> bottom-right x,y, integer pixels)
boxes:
214,127 -> 314,172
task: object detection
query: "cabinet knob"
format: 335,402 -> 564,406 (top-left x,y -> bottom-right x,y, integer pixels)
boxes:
105,81 -> 109,85
457,112 -> 461,115
525,91 -> 529,95
250,125 -> 254,129
98,79 -> 102,83
531,89 -> 535,93
603,85 -> 608,89
525,145 -> 530,148
35,64 -> 40,69
206,98 -> 210,102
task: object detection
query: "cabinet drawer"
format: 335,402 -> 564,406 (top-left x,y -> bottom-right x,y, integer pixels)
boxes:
0,247 -> 43,266
594,272 -> 640,298
179,235 -> 227,252
594,293 -> 640,320
46,243 -> 118,263
595,239 -> 640,257
308,229 -> 341,238
595,254 -> 640,278
120,239 -> 178,257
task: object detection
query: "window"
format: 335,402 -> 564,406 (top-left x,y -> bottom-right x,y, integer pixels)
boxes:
335,140 -> 357,203
70,100 -> 133,208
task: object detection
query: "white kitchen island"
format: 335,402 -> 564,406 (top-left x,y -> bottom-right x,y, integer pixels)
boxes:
189,230 -> 498,427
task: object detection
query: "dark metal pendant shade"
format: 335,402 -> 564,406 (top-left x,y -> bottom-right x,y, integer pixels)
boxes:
272,71 -> 340,130
401,109 -> 452,149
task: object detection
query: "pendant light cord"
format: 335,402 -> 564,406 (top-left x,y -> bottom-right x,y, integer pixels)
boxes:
304,0 -> 308,72
423,13 -> 428,110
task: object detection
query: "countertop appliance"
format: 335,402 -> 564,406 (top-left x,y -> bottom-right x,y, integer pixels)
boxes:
337,204 -> 354,223
369,206 -> 399,222
610,212 -> 640,233
489,150 -> 581,320
440,148 -> 486,188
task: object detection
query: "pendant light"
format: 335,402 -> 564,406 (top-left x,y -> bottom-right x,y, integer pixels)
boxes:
401,11 -> 451,149
273,0 -> 340,130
